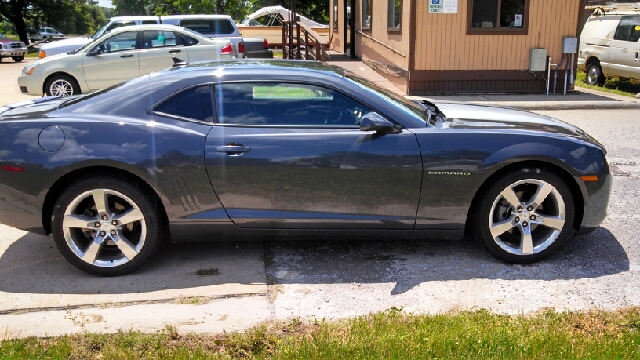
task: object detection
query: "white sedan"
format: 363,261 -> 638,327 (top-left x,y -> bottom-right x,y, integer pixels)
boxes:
18,24 -> 234,97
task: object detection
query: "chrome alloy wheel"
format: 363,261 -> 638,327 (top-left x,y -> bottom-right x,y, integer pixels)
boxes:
63,188 -> 147,268
489,179 -> 566,256
586,66 -> 601,85
49,79 -> 75,97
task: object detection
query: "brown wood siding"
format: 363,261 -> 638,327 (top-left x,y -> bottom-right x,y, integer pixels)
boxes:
413,0 -> 582,71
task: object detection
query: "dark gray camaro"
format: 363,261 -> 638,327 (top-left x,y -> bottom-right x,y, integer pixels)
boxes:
0,61 -> 611,276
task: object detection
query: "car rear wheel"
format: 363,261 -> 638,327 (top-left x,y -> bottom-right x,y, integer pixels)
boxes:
585,63 -> 606,86
51,175 -> 163,276
45,74 -> 80,97
12,56 -> 24,62
471,166 -> 575,263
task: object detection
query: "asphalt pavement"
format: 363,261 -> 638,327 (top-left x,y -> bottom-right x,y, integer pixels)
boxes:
0,60 -> 639,338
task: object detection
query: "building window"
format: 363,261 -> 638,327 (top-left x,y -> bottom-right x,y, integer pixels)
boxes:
468,0 -> 529,35
333,0 -> 338,30
362,0 -> 371,31
387,0 -> 401,32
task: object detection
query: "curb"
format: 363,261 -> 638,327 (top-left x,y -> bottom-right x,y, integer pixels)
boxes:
461,101 -> 640,111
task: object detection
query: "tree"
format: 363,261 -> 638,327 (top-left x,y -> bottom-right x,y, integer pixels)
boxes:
0,0 -> 31,43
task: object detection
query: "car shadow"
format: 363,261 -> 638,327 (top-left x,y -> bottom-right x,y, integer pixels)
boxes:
0,231 -> 266,295
0,226 -> 628,296
263,226 -> 629,295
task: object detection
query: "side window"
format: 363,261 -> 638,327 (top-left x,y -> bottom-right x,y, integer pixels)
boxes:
155,85 -> 214,122
142,30 -> 178,48
215,83 -> 372,126
106,21 -> 135,32
95,31 -> 137,53
613,16 -> 640,42
176,33 -> 199,46
141,20 -> 158,25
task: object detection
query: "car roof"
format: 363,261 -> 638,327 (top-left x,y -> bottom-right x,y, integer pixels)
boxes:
105,24 -> 192,33
168,60 -> 347,79
110,15 -> 161,21
162,14 -> 234,20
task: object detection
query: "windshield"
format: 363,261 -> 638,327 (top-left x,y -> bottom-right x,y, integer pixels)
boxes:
344,73 -> 425,123
180,19 -> 236,35
90,22 -> 110,39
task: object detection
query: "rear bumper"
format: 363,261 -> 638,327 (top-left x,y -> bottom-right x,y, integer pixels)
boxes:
244,50 -> 274,59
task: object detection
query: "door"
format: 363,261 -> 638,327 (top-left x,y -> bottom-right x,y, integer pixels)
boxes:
204,82 -> 423,229
138,30 -> 185,75
608,16 -> 640,79
82,31 -> 139,90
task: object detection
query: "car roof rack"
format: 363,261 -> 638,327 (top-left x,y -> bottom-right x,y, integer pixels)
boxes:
586,2 -> 640,11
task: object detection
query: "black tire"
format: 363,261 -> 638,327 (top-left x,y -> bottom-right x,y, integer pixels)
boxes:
51,175 -> 163,276
585,62 -> 606,86
12,56 -> 24,62
469,166 -> 575,264
44,74 -> 80,97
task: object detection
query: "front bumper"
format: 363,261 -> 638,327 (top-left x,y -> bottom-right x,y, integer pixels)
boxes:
17,74 -> 43,96
0,48 -> 27,57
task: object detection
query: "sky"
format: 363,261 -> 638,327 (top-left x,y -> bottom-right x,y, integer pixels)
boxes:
97,0 -> 114,8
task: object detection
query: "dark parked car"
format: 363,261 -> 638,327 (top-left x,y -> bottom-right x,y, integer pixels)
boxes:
0,61 -> 611,276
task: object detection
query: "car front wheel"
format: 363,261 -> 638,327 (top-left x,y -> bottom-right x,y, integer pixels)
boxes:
51,175 -> 163,276
44,74 -> 80,97
585,63 -> 606,86
471,166 -> 575,264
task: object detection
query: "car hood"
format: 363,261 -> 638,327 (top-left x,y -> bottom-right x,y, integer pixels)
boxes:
41,37 -> 91,50
433,102 -> 604,149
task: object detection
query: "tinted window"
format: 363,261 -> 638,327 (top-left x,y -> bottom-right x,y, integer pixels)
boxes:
176,33 -> 198,46
142,30 -> 177,48
96,31 -> 137,53
106,21 -> 135,32
215,83 -> 372,126
471,0 -> 526,29
180,19 -> 235,35
155,85 -> 214,122
613,16 -> 640,42
142,20 -> 158,25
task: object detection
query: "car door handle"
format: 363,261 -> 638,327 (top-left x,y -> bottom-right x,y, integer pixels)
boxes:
120,54 -> 133,58
216,145 -> 250,154
169,49 -> 181,54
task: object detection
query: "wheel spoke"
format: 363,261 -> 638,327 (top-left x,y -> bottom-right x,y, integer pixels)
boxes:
490,218 -> 516,238
113,207 -> 144,225
112,232 -> 139,260
92,189 -> 109,216
536,214 -> 565,231
500,187 -> 521,208
82,234 -> 106,264
529,182 -> 553,208
520,225 -> 534,255
64,214 -> 98,229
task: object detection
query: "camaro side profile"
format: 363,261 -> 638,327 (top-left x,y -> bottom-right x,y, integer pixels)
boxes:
0,61 -> 611,276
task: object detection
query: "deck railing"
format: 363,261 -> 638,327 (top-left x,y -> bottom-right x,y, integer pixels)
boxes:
282,20 -> 327,62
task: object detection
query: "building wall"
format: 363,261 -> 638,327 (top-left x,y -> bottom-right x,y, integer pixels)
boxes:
410,0 -> 583,93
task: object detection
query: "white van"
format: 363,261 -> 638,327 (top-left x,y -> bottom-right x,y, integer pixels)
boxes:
39,16 -> 162,58
578,5 -> 640,85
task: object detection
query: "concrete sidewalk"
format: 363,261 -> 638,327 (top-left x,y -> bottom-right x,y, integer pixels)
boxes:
330,59 -> 640,111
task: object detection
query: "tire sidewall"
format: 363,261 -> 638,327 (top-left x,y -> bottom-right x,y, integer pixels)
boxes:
45,74 -> 80,97
51,175 -> 162,276
475,167 -> 575,264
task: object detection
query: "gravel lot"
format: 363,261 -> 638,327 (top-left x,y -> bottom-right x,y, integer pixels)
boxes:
0,60 -> 638,337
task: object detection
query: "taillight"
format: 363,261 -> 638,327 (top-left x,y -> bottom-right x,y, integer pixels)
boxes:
39,50 -> 45,58
263,39 -> 268,49
220,43 -> 233,55
238,41 -> 244,54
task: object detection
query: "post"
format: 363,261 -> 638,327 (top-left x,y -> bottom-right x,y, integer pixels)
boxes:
296,22 -> 301,59
546,56 -> 551,96
282,24 -> 286,58
305,31 -> 309,60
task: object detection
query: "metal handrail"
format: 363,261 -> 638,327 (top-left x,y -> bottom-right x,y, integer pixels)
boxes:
282,20 -> 327,62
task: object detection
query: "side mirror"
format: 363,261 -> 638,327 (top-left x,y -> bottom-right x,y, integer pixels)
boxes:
360,112 -> 400,134
87,47 -> 102,56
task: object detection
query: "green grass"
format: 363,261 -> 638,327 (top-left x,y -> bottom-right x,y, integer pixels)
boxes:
576,69 -> 640,97
2,308 -> 640,359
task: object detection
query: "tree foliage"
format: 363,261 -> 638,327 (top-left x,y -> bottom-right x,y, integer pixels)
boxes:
0,0 -> 108,43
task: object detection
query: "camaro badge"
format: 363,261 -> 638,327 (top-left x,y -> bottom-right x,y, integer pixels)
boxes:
428,171 -> 471,176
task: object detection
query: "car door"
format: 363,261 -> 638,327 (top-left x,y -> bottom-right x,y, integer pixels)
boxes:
608,15 -> 640,78
82,30 -> 140,90
204,82 -> 423,229
138,30 -> 185,75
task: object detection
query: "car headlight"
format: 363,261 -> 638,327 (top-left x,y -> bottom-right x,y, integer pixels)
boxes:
22,64 -> 37,75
